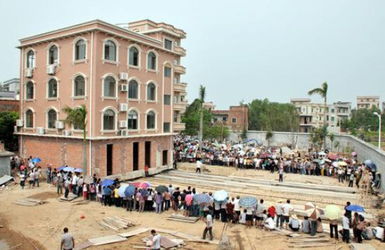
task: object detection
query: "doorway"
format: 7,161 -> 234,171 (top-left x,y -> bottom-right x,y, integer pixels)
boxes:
145,141 -> 151,168
162,150 -> 168,166
133,142 -> 139,171
106,144 -> 113,176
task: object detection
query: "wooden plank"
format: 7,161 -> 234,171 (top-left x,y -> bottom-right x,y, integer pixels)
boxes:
289,244 -> 335,248
98,221 -> 119,231
119,227 -> 150,238
167,218 -> 198,223
88,235 -> 126,246
350,243 -> 376,250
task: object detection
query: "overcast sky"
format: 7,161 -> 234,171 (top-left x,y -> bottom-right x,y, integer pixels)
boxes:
1,0 -> 384,109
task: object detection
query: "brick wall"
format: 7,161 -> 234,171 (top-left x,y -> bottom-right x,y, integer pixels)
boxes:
0,100 -> 20,112
228,105 -> 248,131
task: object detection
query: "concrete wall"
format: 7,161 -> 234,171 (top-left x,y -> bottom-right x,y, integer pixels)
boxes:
0,151 -> 14,177
238,130 -> 385,192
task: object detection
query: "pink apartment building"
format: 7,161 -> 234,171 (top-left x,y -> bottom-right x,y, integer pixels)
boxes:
16,19 -> 188,176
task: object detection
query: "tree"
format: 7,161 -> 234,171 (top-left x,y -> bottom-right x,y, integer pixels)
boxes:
182,99 -> 212,136
308,82 -> 328,127
63,105 -> 88,174
0,111 -> 19,151
266,130 -> 273,146
309,126 -> 328,151
328,133 -> 335,151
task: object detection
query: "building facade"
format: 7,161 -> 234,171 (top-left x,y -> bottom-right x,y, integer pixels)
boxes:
211,105 -> 249,132
0,78 -> 20,100
291,98 -> 351,133
357,96 -> 380,110
16,19 -> 188,176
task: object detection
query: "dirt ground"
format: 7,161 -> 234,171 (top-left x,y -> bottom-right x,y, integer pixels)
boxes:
0,164 -> 384,250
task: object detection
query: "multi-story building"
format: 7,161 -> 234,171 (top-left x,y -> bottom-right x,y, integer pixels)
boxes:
291,99 -> 351,133
0,78 -> 20,100
211,105 -> 249,132
16,19 -> 188,176
357,96 -> 380,110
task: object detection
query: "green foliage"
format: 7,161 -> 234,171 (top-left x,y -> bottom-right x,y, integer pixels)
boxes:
341,107 -> 383,133
241,128 -> 247,139
182,99 -> 212,136
266,130 -> 273,140
309,126 -> 328,149
0,111 -> 19,151
204,124 -> 230,140
308,82 -> 328,99
63,105 -> 87,140
248,99 -> 299,132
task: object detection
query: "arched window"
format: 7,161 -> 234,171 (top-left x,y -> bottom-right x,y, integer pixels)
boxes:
75,39 -> 86,60
47,109 -> 57,129
25,110 -> 33,128
26,50 -> 35,68
146,111 -> 156,129
147,52 -> 156,70
104,40 -> 116,61
48,79 -> 58,98
103,109 -> 115,130
48,45 -> 58,64
147,83 -> 156,101
129,47 -> 139,66
103,76 -> 116,97
128,110 -> 138,130
26,81 -> 34,99
128,80 -> 138,99
74,75 -> 85,97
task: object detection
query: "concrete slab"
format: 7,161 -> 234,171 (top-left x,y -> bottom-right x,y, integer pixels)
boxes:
350,243 -> 376,250
88,235 -> 126,246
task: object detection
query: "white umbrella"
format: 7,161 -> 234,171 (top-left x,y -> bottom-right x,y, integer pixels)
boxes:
118,184 -> 129,197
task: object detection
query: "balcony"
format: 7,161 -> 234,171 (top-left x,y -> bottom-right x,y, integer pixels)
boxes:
174,122 -> 185,132
173,82 -> 187,93
174,64 -> 186,74
174,46 -> 186,56
173,101 -> 188,111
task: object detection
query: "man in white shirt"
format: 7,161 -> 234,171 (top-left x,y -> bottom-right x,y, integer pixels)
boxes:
202,212 -> 213,240
72,174 -> 78,195
342,213 -> 350,243
196,160 -> 202,173
61,227 -> 74,250
275,201 -> 283,228
255,199 -> 265,227
264,214 -> 276,231
150,230 -> 161,250
281,199 -> 293,229
233,196 -> 241,220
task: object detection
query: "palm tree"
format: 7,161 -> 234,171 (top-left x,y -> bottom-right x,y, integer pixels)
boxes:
308,82 -> 328,149
63,105 -> 88,174
198,85 -> 206,151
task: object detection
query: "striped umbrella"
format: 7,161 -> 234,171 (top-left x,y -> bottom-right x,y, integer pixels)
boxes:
305,203 -> 324,220
193,193 -> 211,205
239,196 -> 257,208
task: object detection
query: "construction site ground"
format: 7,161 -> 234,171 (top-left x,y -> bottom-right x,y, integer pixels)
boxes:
0,162 -> 384,250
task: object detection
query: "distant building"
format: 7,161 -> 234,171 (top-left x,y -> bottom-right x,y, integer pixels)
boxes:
357,96 -> 380,110
0,78 -> 20,100
211,105 -> 248,132
291,98 -> 351,133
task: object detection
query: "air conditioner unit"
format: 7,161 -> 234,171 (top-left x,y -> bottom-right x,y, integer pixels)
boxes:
120,129 -> 128,136
16,119 -> 23,127
119,103 -> 128,112
63,130 -> 72,136
120,84 -> 128,92
25,68 -> 33,78
119,72 -> 129,81
55,121 -> 64,129
47,64 -> 56,75
36,127 -> 45,135
119,120 -> 128,128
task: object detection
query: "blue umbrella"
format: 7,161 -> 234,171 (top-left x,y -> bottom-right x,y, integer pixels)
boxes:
364,160 -> 377,172
140,189 -> 148,196
57,166 -> 66,171
364,160 -> 373,166
239,196 -> 257,208
63,167 -> 75,172
346,204 -> 365,212
193,193 -> 211,205
74,168 -> 83,173
31,157 -> 41,163
213,190 -> 228,202
124,185 -> 136,197
101,179 -> 114,187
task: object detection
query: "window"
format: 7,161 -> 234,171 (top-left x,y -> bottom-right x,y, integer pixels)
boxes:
47,109 -> 57,129
74,75 -> 85,97
147,52 -> 156,70
128,110 -> 138,130
163,122 -> 170,132
48,45 -> 58,65
173,111 -> 179,123
164,66 -> 171,77
75,39 -> 86,60
103,109 -> 115,130
26,50 -> 35,68
164,39 -> 173,50
128,80 -> 138,99
164,94 -> 171,105
147,111 -> 155,129
26,81 -> 34,99
103,76 -> 116,97
48,79 -> 58,98
232,118 -> 237,123
25,110 -> 33,128
104,40 -> 116,61
147,83 -> 156,101
129,46 -> 139,66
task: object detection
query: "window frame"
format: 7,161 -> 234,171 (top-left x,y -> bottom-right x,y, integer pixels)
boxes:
25,49 -> 36,69
47,77 -> 59,100
146,81 -> 157,102
73,74 -> 86,98
128,45 -> 140,68
101,107 -> 117,132
128,78 -> 140,100
146,110 -> 156,130
164,65 -> 172,77
25,81 -> 35,100
102,74 -> 118,99
73,37 -> 87,62
25,108 -> 34,128
127,109 -> 139,130
164,38 -> 173,50
164,94 -> 171,105
103,38 -> 118,63
47,43 -> 59,65
46,108 -> 58,129
146,50 -> 158,71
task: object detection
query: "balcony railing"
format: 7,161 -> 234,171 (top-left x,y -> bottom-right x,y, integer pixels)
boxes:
174,46 -> 186,56
174,64 -> 186,74
173,82 -> 187,92
174,122 -> 185,132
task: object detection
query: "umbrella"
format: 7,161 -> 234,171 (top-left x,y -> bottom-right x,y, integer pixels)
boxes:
318,152 -> 326,156
124,185 -> 136,197
305,203 -> 324,220
118,184 -> 129,197
20,165 -> 26,170
63,166 -> 75,172
328,153 -> 338,161
57,166 -> 66,171
352,152 -> 357,156
139,182 -> 151,189
239,196 -> 257,208
213,190 -> 228,202
364,160 -> 373,166
364,160 -> 377,171
31,157 -> 41,163
346,204 -> 365,212
155,185 -> 168,193
130,182 -> 141,188
185,194 -> 193,204
74,168 -> 83,173
338,161 -> 348,167
332,162 -> 339,168
193,193 -> 211,205
259,153 -> 270,159
325,205 -> 342,220
140,189 -> 148,196
101,179 -> 114,187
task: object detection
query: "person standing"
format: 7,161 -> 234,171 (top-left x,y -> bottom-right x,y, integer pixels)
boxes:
64,178 -> 71,198
281,200 -> 293,229
356,215 -> 367,243
155,192 -> 163,213
278,164 -> 284,182
150,230 -> 161,250
61,227 -> 74,250
202,211 -> 214,241
342,212 -> 350,243
329,219 -> 338,240
196,160 -> 202,173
